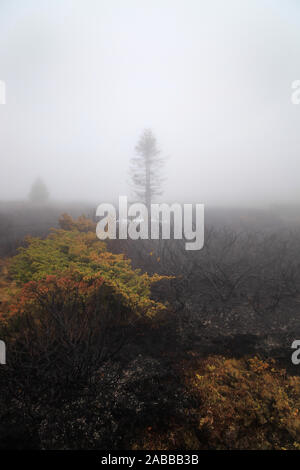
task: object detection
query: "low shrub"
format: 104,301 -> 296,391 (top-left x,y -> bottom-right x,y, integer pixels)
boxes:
188,356 -> 300,449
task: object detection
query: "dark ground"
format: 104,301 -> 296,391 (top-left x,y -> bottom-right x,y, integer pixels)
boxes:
1,201 -> 300,449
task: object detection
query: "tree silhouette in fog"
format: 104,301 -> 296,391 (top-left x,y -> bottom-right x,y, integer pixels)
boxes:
130,129 -> 165,210
29,178 -> 49,204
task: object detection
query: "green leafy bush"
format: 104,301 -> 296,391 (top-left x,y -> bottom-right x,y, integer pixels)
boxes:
0,215 -> 169,398
8,214 -> 168,319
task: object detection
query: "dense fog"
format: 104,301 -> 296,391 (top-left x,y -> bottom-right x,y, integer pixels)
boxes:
0,0 -> 300,206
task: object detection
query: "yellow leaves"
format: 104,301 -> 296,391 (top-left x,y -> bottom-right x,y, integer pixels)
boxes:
199,415 -> 213,428
187,356 -> 300,450
248,356 -> 269,373
58,213 -> 96,233
5,214 -> 171,324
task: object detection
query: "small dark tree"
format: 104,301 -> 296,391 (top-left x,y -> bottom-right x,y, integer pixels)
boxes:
28,178 -> 49,204
130,129 -> 165,210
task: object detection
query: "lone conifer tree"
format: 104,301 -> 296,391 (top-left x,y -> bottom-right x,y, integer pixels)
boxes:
130,129 -> 164,210
29,178 -> 49,204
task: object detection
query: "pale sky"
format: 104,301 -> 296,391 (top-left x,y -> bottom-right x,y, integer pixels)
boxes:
0,0 -> 300,206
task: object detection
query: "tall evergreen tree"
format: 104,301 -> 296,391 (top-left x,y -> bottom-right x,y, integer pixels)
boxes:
29,178 -> 49,204
130,129 -> 165,210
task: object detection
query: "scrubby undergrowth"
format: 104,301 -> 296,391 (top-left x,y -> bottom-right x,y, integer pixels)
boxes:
0,215 -> 300,450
